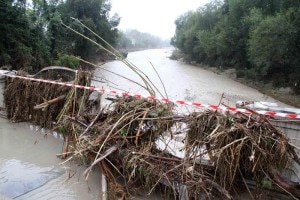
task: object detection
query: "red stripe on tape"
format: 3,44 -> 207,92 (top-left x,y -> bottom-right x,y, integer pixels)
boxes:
192,102 -> 202,107
265,111 -> 276,117
209,105 -> 219,110
227,107 -> 237,112
147,96 -> 157,101
285,113 -> 298,119
134,94 -> 142,98
162,98 -> 171,103
176,100 -> 186,105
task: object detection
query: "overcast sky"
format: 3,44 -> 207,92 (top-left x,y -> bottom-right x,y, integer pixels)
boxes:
110,0 -> 212,40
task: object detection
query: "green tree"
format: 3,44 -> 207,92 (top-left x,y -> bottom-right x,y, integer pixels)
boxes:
116,31 -> 133,49
0,0 -> 52,71
55,0 -> 120,60
172,0 -> 300,93
121,29 -> 168,50
248,14 -> 292,84
0,0 -> 121,71
172,1 -> 222,62
283,7 -> 300,93
0,0 -> 32,69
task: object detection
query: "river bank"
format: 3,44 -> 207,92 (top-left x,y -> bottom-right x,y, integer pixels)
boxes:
207,66 -> 300,108
170,49 -> 300,108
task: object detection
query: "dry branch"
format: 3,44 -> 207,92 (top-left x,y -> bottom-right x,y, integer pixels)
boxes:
34,95 -> 66,110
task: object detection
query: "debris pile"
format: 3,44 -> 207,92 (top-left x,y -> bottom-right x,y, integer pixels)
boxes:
3,71 -> 300,200
57,95 -> 300,199
4,70 -> 91,127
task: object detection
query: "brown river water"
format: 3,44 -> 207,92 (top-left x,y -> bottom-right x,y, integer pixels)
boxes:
0,48 -> 294,199
0,119 -> 102,200
94,48 -> 289,108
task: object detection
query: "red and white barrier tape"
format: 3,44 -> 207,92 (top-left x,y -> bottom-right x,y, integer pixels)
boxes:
1,73 -> 300,119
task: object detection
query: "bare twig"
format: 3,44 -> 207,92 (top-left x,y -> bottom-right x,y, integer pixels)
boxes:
84,145 -> 118,179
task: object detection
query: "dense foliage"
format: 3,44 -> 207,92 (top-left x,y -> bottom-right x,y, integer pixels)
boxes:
117,29 -> 170,50
172,0 -> 300,94
0,0 -> 119,72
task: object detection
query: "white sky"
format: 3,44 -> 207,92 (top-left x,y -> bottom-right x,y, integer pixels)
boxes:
110,0 -> 212,40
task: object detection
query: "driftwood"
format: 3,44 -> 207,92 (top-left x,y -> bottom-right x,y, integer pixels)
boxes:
60,136 -> 69,159
270,171 -> 300,198
81,107 -> 104,136
83,145 -> 118,178
34,95 -> 66,110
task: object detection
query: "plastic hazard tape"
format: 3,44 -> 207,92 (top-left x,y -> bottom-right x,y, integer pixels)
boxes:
1,72 -> 300,119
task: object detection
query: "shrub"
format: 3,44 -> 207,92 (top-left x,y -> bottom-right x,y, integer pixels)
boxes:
54,54 -> 80,69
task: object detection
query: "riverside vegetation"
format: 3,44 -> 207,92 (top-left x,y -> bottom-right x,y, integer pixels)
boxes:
171,0 -> 300,97
0,0 -> 167,72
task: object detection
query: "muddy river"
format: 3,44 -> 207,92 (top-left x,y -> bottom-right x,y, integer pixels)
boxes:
94,48 -> 289,108
0,118 -> 102,200
0,48 -> 293,199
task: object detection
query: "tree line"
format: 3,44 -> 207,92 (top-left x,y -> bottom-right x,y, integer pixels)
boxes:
117,29 -> 170,50
0,0 -> 120,71
172,0 -> 300,94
